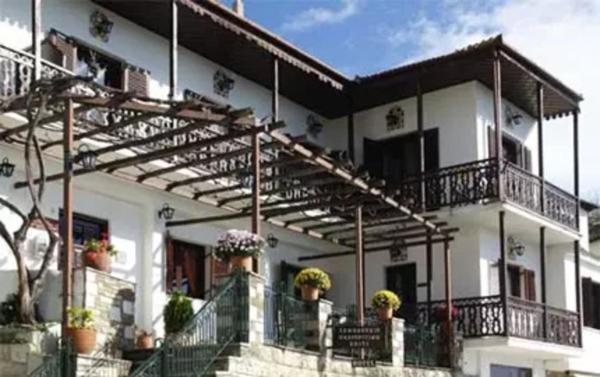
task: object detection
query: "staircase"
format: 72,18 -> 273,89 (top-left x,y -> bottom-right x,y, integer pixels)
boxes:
129,271 -> 246,377
27,272 -> 246,377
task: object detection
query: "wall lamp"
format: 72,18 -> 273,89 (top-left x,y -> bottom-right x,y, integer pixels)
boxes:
0,157 -> 15,178
75,144 -> 97,171
508,236 -> 525,259
267,233 -> 279,248
158,203 -> 175,221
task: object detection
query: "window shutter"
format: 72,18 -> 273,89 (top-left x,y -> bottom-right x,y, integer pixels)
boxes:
48,33 -> 77,71
523,146 -> 532,172
363,138 -> 383,178
125,67 -> 149,96
166,235 -> 174,293
582,278 -> 594,327
524,269 -> 536,301
424,129 -> 440,172
488,126 -> 497,158
592,281 -> 600,329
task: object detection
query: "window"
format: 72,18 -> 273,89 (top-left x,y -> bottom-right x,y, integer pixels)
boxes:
166,239 -> 207,299
59,211 -> 108,246
363,129 -> 439,185
507,265 -> 536,301
582,278 -> 600,329
488,127 -> 532,171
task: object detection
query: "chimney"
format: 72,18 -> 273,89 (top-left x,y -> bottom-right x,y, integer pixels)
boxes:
232,0 -> 244,17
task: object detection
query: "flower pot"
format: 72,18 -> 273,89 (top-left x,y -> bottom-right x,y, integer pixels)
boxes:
377,307 -> 394,321
136,334 -> 153,349
84,250 -> 111,272
301,285 -> 320,301
230,256 -> 253,272
66,327 -> 96,354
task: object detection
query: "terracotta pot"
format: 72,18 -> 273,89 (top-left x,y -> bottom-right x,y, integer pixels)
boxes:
136,334 -> 153,349
84,250 -> 111,272
377,307 -> 394,321
301,285 -> 320,301
230,256 -> 253,272
66,327 -> 96,354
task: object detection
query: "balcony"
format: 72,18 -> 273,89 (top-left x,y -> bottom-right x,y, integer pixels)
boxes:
394,158 -> 578,231
414,296 -> 580,348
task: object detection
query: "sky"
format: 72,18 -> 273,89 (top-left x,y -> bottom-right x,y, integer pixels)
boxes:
234,0 -> 600,202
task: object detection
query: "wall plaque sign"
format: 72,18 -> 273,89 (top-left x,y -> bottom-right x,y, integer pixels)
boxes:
332,325 -> 386,350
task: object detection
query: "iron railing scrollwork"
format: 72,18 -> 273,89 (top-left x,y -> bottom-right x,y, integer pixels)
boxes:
404,324 -> 462,369
130,271 -> 247,377
394,159 -> 578,230
411,296 -> 580,347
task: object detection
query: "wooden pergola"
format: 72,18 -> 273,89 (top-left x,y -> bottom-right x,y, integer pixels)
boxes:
0,76 -> 457,331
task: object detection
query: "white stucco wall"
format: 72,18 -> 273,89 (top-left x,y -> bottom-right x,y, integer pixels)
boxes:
0,0 -> 330,141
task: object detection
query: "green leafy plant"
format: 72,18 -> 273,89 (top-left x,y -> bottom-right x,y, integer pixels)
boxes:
67,307 -> 94,329
84,237 -> 118,257
0,294 -> 19,325
371,290 -> 401,310
294,268 -> 331,291
163,290 -> 193,335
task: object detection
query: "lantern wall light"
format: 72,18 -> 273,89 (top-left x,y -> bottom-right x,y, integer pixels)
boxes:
0,157 -> 15,178
158,203 -> 175,221
508,236 -> 525,259
267,233 -> 279,248
75,144 -> 97,171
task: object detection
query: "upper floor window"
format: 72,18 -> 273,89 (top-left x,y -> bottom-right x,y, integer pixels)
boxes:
363,129 -> 439,185
507,265 -> 536,301
488,127 -> 532,172
582,277 -> 600,329
42,30 -> 149,96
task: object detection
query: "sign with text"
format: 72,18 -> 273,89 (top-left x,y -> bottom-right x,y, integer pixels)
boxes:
332,325 -> 386,351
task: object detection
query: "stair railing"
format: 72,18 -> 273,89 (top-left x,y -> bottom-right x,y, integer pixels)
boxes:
131,270 -> 246,377
27,338 -> 74,377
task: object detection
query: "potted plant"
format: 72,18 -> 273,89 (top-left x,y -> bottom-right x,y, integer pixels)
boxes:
83,235 -> 118,272
214,229 -> 265,272
66,307 -> 96,354
294,268 -> 331,301
163,290 -> 194,335
135,326 -> 154,349
434,304 -> 459,323
371,290 -> 401,321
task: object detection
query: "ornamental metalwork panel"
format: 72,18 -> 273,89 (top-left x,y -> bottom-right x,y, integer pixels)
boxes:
28,339 -> 74,377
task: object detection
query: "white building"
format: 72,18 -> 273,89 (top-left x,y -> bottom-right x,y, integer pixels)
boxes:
0,1 -> 598,377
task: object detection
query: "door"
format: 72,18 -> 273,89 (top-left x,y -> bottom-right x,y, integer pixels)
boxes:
166,239 -> 206,299
386,264 -> 417,322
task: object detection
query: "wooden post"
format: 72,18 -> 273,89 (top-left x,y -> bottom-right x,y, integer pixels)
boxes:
272,58 -> 279,121
493,49 -> 504,199
537,83 -> 545,212
61,99 -> 74,334
355,205 -> 364,326
251,133 -> 261,235
443,238 -> 453,367
169,0 -> 178,100
417,78 -> 426,212
32,0 -> 41,81
540,226 -> 547,339
573,109 -> 582,345
426,230 -> 432,325
498,211 -> 508,336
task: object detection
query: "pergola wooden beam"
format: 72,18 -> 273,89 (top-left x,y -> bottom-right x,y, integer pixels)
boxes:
15,123 -> 280,188
332,222 -> 449,242
323,217 -> 444,238
342,227 -> 460,246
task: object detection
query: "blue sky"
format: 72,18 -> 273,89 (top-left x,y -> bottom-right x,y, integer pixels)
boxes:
237,0 -> 600,200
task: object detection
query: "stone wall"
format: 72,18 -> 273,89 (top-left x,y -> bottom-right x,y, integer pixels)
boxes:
73,267 -> 136,355
0,325 -> 60,377
211,343 -> 453,377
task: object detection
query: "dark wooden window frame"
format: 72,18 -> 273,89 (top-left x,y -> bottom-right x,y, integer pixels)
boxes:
165,237 -> 208,300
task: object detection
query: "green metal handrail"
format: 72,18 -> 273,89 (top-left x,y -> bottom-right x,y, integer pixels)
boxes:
131,271 -> 246,377
27,338 -> 74,377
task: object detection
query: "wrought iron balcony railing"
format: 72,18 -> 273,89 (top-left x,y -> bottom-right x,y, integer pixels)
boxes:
394,158 -> 578,230
0,43 -> 71,98
412,295 -> 580,347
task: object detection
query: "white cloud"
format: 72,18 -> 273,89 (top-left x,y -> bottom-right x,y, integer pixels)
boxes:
388,0 -> 600,197
281,0 -> 360,32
